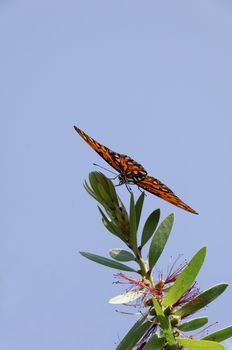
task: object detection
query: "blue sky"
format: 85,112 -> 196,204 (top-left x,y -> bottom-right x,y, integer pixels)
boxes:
1,1 -> 232,349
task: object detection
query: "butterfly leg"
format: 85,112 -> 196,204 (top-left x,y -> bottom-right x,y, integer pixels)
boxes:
125,183 -> 132,193
115,180 -> 132,193
109,174 -> 120,181
137,186 -> 147,196
115,182 -> 132,192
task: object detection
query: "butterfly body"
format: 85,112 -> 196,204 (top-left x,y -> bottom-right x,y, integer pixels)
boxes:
74,126 -> 198,215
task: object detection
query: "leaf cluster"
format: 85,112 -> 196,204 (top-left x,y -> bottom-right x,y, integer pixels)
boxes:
80,172 -> 231,350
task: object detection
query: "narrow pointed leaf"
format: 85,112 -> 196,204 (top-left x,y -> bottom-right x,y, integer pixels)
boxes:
177,317 -> 208,332
79,252 -> 137,272
141,209 -> 160,248
98,206 -> 127,242
177,338 -> 224,350
102,218 -> 120,235
89,172 -> 102,197
83,180 -> 94,195
95,171 -> 110,186
148,213 -> 174,271
116,318 -> 151,350
142,334 -> 165,350
107,178 -> 119,204
97,183 -> 112,205
101,217 -> 126,242
174,283 -> 228,317
109,290 -> 144,304
202,326 -> 232,342
163,247 -> 206,306
129,193 -> 137,251
109,249 -> 135,262
84,180 -> 99,201
152,297 -> 178,349
135,192 -> 145,230
94,172 -> 117,204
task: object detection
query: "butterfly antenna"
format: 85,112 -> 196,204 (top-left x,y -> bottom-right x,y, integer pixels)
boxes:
93,163 -> 118,176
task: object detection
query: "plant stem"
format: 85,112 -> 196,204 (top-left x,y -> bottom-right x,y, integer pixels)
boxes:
135,250 -> 155,287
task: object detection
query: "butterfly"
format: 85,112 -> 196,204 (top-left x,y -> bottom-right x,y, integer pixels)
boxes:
74,126 -> 198,215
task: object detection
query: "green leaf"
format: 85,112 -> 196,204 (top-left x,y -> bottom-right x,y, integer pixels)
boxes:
95,172 -> 117,204
163,247 -> 206,306
152,297 -> 178,349
79,252 -> 137,272
84,172 -> 119,207
98,206 -> 127,242
135,192 -> 145,230
148,213 -> 174,271
142,334 -> 165,350
101,218 -> 125,242
177,338 -> 224,350
102,218 -> 120,235
97,182 -> 112,205
89,172 -> 102,197
177,317 -> 208,332
116,318 -> 151,350
141,209 -> 160,248
109,248 -> 135,262
202,326 -> 232,342
84,180 -> 99,201
174,283 -> 228,317
129,193 -> 137,251
107,177 -> 119,204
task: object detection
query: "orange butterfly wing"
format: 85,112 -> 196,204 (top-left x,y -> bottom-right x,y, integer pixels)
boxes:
137,176 -> 198,215
74,126 -> 120,172
74,126 -> 147,182
74,126 -> 198,215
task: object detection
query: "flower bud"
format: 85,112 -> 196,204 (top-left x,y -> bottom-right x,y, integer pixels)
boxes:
84,172 -> 130,238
